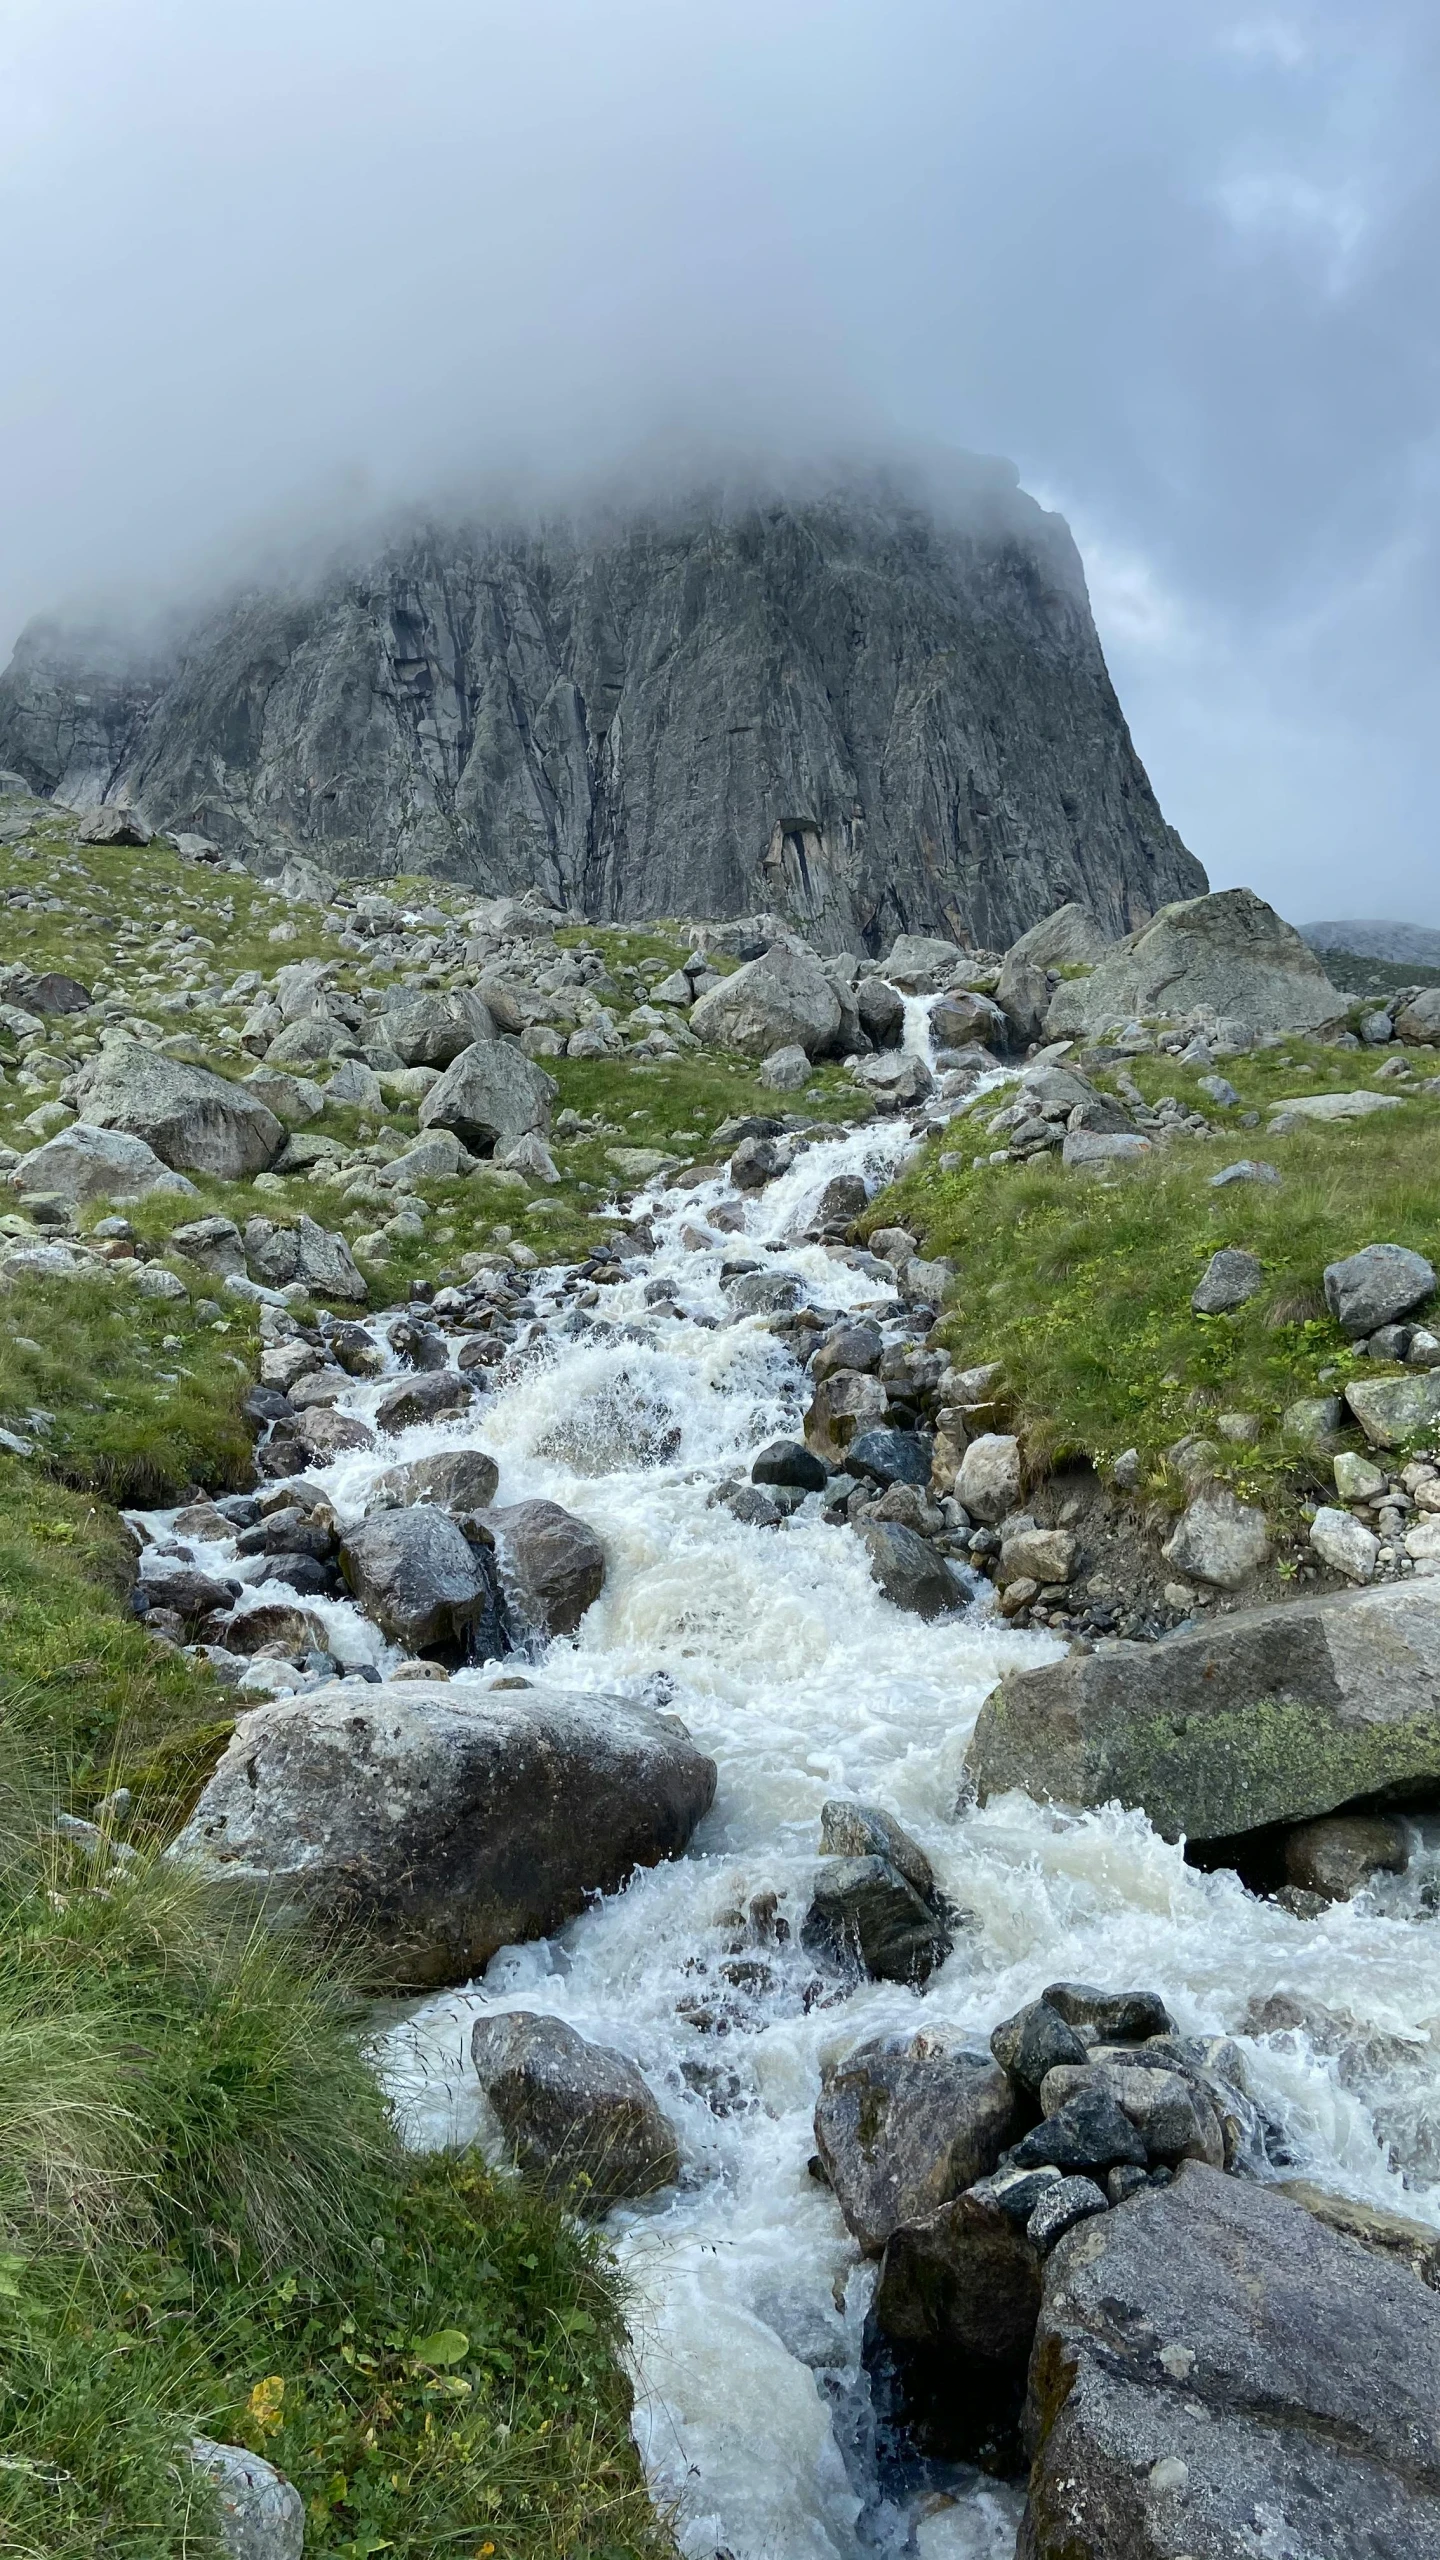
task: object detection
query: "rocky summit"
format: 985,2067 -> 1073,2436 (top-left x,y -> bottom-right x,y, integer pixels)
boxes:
0,471 -> 1204,951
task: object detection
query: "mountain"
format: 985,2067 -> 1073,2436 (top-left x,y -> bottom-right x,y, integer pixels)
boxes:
0,467 -> 1205,953
1301,920 -> 1440,968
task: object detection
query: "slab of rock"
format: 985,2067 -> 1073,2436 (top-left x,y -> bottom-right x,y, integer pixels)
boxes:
995,950 -> 1050,1046
1344,1369 -> 1440,1448
1161,1488 -> 1269,1588
71,1039 -> 284,1178
77,805 -> 149,845
418,1041 -> 556,1152
1044,887 -> 1347,1042
470,2010 -> 677,2207
1020,2163 -> 1440,2559
1191,1246 -> 1263,1314
170,1677 -> 717,1987
169,1214 -> 247,1277
366,1447 -> 500,1515
814,2031 -> 1014,2254
690,945 -> 842,1059
1277,2178 -> 1440,2291
882,934 -> 964,993
1325,1242 -> 1436,1338
966,1579 -> 1440,1843
859,1520 -> 961,1620
1269,1088 -> 1403,1128
1062,1128 -> 1152,1170
873,2185 -> 1043,2366
189,2437 -> 304,2560
10,1120 -> 196,1206
817,1799 -> 935,1898
340,1506 -> 500,1656
955,1432 -> 1022,1525
488,1499 -> 606,1636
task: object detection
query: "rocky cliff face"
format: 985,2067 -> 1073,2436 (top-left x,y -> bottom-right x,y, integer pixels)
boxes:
0,471 -> 1205,952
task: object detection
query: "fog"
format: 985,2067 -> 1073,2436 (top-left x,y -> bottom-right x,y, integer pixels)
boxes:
3,0 -> 1437,920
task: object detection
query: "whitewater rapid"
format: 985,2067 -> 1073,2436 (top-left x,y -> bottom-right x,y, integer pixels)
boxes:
137,1074 -> 1440,2560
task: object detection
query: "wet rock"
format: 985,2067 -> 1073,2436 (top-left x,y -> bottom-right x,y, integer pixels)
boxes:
218,1601 -> 331,1657
169,1677 -> 717,1988
966,1579 -> 1440,1843
1009,2088 -> 1148,2175
804,1368 -> 887,1464
418,1041 -> 556,1152
340,1506 -> 499,1656
846,1428 -> 933,1488
954,1432 -> 1022,1525
814,2031 -> 1015,2254
802,1854 -> 951,1984
930,989 -> 1008,1049
809,1319 -> 883,1382
470,2010 -> 677,2207
723,1269 -> 800,1316
713,1480 -> 783,1527
189,2437 -> 304,2560
1026,2175 -> 1108,2253
818,1798 -> 934,1898
366,1447 -> 500,1515
295,1406 -> 376,1466
1191,1246 -> 1263,1314
872,2186 -> 1043,2403
752,1439 -> 828,1492
1020,2163 -> 1440,2559
10,1120 -> 196,1206
808,1175 -> 870,1239
487,1499 -> 606,1637
1282,1811 -> 1409,1902
1042,1983 -> 1174,2043
729,1133 -> 794,1188
1324,1242 -> 1436,1339
991,1999 -> 1090,2093
71,1038 -> 284,1178
691,945 -> 843,1059
859,1520 -> 961,1620
1037,2063 -> 1225,2167
374,1369 -> 473,1432
854,1051 -> 933,1109
1161,1488 -> 1269,1588
137,1563 -> 241,1623
1277,2179 -> 1440,2291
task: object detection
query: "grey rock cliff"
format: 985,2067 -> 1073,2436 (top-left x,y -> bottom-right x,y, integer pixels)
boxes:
0,472 -> 1204,952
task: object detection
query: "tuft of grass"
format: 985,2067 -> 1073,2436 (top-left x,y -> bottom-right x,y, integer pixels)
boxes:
871,1045 -> 1440,1508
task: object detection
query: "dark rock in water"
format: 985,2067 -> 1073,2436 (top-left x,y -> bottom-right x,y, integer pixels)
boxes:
751,1439 -> 828,1492
859,1520 -> 959,1619
340,1506 -> 502,1658
0,478 -> 1202,950
219,1600 -> 331,1656
1042,1982 -> 1174,2043
810,1319 -> 883,1382
802,1854 -> 951,1984
990,1998 -> 1090,2092
374,1369 -> 473,1432
168,1676 -> 718,1989
871,2186 -> 1044,2472
487,1498 -> 606,1637
817,1798 -> 934,1899
1025,2175 -> 1108,2254
251,1552 -> 335,1598
854,979 -> 904,1047
137,1563 -> 241,1623
367,1447 -> 500,1516
1020,2162 -> 1440,2557
386,1316 -> 451,1371
966,1580 -> 1440,1845
846,1428 -> 933,1488
814,2030 -> 1014,2254
1008,2089 -> 1148,2175
712,1479 -> 783,1528
1282,1811 -> 1410,1903
471,2010 -> 677,2208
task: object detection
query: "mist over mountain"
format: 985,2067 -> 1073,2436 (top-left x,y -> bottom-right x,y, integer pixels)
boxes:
0,465 -> 1202,954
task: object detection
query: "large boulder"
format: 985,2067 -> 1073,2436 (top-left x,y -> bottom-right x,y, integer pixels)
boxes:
1005,901 -> 1112,970
339,1506 -> 502,1657
9,1120 -> 196,1206
169,1677 -> 718,1986
470,2010 -> 677,2206
859,1520 -> 961,1621
881,934 -> 963,993
380,984 -> 498,1067
366,1447 -> 500,1515
690,945 -> 843,1059
487,1500 -> 606,1637
243,1215 -> 367,1301
966,1579 -> 1440,1843
994,950 -> 1050,1046
1021,2164 -> 1440,2558
814,2031 -> 1014,2254
70,1038 -> 284,1178
418,1041 -> 556,1152
1324,1242 -> 1436,1339
1043,887 -> 1346,1041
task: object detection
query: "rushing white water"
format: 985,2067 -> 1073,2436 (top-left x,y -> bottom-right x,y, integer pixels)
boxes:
135,1069 -> 1440,2560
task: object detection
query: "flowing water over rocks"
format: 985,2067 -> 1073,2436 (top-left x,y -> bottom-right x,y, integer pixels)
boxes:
134,1055 -> 1440,2560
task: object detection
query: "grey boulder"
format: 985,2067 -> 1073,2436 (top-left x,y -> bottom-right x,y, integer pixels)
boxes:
170,1676 -> 718,1987
1324,1242 -> 1436,1339
339,1506 -> 500,1656
802,1853 -> 952,1983
366,1447 -> 500,1515
814,2031 -> 1014,2254
1161,1488 -> 1269,1588
1191,1246 -> 1263,1314
71,1038 -> 284,1178
966,1578 -> 1440,1843
1044,886 -> 1347,1041
244,1215 -> 368,1301
380,984 -> 498,1066
859,1519 -> 961,1620
882,934 -> 963,992
470,2010 -> 677,2207
418,1040 -> 557,1152
189,2438 -> 303,2560
487,1499 -> 606,1637
1021,2163 -> 1440,2559
1006,901 -> 1112,969
10,1120 -> 196,1206
690,944 -> 843,1059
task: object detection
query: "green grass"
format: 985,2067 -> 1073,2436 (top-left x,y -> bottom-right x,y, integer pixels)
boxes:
870,1038 -> 1440,1510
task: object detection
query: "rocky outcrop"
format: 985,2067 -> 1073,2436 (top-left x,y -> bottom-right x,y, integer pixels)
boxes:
1045,887 -> 1345,1042
1021,2164 -> 1440,2557
169,1676 -> 718,1987
0,476 -> 1204,952
966,1580 -> 1440,1842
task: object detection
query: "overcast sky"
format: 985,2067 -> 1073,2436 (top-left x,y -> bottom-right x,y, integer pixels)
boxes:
3,0 -> 1436,923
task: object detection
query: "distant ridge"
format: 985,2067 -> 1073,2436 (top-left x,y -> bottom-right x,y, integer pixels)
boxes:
1302,920 -> 1440,966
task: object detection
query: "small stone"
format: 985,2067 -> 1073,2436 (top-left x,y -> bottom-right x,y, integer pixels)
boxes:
1208,1159 -> 1280,1188
1026,2175 -> 1108,2252
1333,1449 -> 1387,1500
955,1432 -> 1022,1525
1162,1489 -> 1269,1589
1192,1247 -> 1263,1315
758,1042 -> 812,1091
1283,1813 -> 1409,1903
1309,1506 -> 1379,1583
1112,1447 -> 1141,1490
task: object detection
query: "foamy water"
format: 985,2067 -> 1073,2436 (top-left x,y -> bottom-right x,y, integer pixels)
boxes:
136,1047 -> 1440,2559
